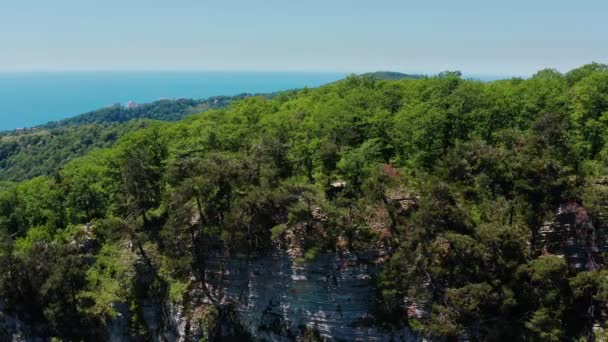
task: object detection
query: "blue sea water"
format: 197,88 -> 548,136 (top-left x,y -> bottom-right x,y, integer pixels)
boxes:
0,71 -> 346,131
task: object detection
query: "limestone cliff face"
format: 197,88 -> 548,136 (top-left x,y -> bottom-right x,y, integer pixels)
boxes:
200,252 -> 416,341
0,240 -> 417,341
112,251 -> 417,341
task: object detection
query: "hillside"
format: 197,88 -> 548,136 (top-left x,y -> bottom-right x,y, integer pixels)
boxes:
0,64 -> 608,341
40,94 -> 253,128
0,120 -> 156,181
0,94 -> 265,181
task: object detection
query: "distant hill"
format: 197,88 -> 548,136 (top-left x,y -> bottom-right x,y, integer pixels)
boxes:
41,94 -> 254,128
361,71 -> 425,80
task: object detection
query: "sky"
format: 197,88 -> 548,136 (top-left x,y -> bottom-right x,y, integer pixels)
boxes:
0,0 -> 606,76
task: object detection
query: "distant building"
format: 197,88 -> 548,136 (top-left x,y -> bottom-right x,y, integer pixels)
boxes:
126,101 -> 138,109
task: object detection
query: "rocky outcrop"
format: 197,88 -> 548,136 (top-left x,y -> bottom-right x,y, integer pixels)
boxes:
201,252 -> 417,341
386,188 -> 418,217
535,185 -> 608,337
537,199 -> 607,271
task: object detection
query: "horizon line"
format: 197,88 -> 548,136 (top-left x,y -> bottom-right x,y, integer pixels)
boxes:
0,68 -> 527,79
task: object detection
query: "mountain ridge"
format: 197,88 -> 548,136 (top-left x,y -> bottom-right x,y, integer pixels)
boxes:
360,71 -> 426,80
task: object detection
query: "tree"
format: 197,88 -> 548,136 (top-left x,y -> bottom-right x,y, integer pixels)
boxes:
60,151 -> 113,223
116,126 -> 169,222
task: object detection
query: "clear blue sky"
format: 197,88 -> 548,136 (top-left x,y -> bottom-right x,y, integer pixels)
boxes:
1,0 -> 606,75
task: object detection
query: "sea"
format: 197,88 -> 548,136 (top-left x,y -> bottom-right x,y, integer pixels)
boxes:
0,71 -> 346,131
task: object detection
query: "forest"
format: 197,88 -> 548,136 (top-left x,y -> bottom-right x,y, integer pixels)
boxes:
1,63 -> 608,341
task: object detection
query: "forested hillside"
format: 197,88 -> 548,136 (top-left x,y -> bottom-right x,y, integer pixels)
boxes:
1,64 -> 608,341
0,94 -> 259,181
41,95 -> 253,128
0,120 -> 155,181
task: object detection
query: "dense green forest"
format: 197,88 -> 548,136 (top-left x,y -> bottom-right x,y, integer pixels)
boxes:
1,64 -> 608,341
0,95 -> 256,181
